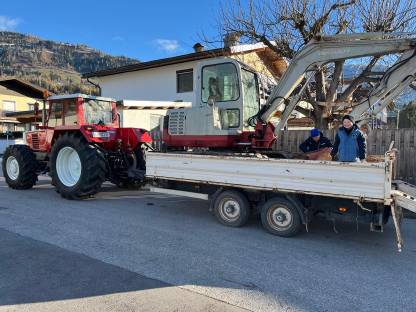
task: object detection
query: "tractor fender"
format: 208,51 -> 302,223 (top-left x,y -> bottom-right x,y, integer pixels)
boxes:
116,128 -> 152,150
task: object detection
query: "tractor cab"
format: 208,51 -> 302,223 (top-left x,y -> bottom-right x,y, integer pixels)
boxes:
44,94 -> 118,129
26,94 -> 126,153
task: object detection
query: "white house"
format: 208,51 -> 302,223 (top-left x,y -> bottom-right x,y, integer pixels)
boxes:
83,41 -> 287,104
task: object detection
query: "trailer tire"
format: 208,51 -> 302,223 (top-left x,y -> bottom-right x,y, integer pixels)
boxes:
261,197 -> 301,237
51,133 -> 106,199
213,190 -> 250,227
2,145 -> 38,189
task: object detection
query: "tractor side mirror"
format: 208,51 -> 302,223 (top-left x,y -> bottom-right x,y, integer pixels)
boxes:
34,102 -> 39,116
117,112 -> 121,127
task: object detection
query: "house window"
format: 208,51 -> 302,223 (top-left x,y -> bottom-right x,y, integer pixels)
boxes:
2,100 -> 16,112
177,69 -> 193,93
28,103 -> 35,111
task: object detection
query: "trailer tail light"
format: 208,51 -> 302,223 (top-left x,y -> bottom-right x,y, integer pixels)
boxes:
338,207 -> 348,213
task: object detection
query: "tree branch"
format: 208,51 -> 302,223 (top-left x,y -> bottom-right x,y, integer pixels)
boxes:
295,105 -> 313,117
337,56 -> 379,103
310,0 -> 356,37
327,60 -> 344,103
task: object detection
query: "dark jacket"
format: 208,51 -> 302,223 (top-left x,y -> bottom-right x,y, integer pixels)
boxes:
299,132 -> 333,153
331,124 -> 366,161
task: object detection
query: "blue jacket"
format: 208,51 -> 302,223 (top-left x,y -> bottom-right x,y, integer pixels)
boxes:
331,125 -> 366,162
299,132 -> 333,153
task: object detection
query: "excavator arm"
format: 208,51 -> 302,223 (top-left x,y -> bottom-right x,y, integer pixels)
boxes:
350,49 -> 416,125
257,33 -> 416,134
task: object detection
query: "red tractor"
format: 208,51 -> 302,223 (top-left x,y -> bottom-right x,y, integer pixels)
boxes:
2,94 -> 151,199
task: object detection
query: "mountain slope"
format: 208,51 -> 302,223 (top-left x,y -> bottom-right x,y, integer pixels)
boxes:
0,31 -> 139,94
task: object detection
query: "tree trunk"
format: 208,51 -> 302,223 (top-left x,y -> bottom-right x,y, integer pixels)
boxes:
313,105 -> 328,129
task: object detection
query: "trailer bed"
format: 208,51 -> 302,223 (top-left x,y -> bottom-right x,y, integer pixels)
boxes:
146,152 -> 392,203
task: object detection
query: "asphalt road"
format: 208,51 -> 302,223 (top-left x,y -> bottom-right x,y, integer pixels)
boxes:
0,168 -> 416,311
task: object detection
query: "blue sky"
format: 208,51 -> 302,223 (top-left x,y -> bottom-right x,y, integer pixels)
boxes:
0,1 -> 223,61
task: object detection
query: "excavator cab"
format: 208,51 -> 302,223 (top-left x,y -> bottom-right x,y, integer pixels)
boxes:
163,58 -> 262,149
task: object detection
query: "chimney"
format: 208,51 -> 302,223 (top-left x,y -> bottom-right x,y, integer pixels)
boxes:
223,32 -> 241,48
193,43 -> 204,52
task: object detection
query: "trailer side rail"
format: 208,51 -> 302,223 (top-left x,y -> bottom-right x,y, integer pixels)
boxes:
146,152 -> 390,202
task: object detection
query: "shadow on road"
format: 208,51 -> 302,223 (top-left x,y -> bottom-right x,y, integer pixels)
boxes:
0,229 -> 169,306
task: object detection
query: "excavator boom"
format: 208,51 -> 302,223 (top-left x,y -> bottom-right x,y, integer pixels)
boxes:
259,32 -> 416,133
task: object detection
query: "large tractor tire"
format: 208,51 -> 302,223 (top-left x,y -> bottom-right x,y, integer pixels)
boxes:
2,145 -> 38,189
50,133 -> 106,199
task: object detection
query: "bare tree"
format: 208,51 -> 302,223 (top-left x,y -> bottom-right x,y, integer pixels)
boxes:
216,0 -> 416,128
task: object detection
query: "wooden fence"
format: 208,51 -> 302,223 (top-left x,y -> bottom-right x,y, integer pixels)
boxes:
274,128 -> 416,184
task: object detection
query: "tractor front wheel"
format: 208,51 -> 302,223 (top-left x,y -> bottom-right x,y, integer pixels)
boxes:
51,133 -> 106,199
2,145 -> 38,189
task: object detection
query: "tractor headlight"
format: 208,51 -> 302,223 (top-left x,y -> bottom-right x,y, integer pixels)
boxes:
92,131 -> 110,138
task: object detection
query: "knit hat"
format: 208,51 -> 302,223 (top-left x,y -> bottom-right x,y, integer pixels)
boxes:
310,128 -> 320,137
342,115 -> 354,123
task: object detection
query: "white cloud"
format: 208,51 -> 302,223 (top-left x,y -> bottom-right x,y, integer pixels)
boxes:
0,16 -> 20,31
154,39 -> 180,52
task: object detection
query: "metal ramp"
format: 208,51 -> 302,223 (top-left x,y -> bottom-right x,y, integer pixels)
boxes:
393,181 -> 416,213
389,180 -> 416,252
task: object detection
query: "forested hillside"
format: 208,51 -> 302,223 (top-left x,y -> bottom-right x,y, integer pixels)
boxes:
0,31 -> 139,94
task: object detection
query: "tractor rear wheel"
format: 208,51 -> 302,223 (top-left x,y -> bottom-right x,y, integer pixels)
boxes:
51,133 -> 106,199
2,145 -> 38,189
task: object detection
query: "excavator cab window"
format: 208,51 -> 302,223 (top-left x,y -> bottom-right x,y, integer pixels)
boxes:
202,63 -> 239,103
221,109 -> 240,129
241,69 -> 259,127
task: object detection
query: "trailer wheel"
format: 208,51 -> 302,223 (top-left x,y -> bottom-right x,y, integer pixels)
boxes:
261,197 -> 301,237
213,190 -> 250,227
2,145 -> 38,189
51,133 -> 106,199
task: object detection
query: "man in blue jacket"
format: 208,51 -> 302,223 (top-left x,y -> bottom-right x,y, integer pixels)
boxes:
299,128 -> 333,154
330,115 -> 366,162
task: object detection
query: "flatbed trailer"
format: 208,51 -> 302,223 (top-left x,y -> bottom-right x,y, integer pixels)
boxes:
146,150 -> 416,251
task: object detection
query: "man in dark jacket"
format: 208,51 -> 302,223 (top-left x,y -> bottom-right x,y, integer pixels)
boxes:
331,115 -> 366,162
299,128 -> 333,154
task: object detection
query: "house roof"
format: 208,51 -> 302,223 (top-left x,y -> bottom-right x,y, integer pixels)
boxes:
83,43 -> 287,79
0,77 -> 50,100
83,48 -> 228,78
